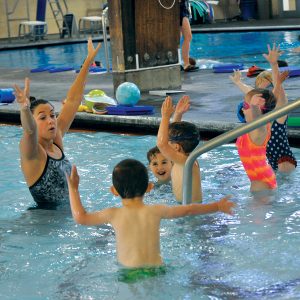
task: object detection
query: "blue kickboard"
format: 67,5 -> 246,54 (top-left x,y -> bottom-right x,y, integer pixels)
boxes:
30,66 -> 55,73
48,67 -> 74,73
213,63 -> 244,73
279,66 -> 300,77
106,105 -> 154,116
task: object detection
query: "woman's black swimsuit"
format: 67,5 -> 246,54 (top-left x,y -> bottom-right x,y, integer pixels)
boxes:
29,144 -> 72,207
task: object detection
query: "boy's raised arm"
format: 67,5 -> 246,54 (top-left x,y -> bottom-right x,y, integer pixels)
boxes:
172,95 -> 190,122
160,195 -> 235,219
157,97 -> 187,164
67,165 -> 114,225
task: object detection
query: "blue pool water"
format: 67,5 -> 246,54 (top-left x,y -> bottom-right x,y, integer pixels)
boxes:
0,30 -> 300,70
0,125 -> 300,299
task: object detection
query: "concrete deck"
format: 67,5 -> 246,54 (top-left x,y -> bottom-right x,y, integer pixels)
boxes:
0,19 -> 300,144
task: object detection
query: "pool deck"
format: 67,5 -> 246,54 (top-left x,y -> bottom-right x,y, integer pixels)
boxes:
0,19 -> 300,144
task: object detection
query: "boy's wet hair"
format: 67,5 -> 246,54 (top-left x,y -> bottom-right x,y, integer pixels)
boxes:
29,97 -> 54,113
245,88 -> 277,114
146,146 -> 161,163
169,121 -> 200,154
255,71 -> 273,88
112,159 -> 149,199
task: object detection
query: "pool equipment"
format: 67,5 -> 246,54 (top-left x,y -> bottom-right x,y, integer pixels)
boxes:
213,63 -> 244,73
84,89 -> 117,111
116,82 -> 141,106
0,88 -> 15,103
106,105 -> 154,115
30,66 -> 74,73
48,67 -> 74,73
279,66 -> 300,77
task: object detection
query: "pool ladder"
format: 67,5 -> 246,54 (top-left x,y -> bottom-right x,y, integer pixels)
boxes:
183,98 -> 300,204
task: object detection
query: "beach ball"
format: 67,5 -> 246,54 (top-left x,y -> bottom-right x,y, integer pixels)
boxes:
116,82 -> 140,106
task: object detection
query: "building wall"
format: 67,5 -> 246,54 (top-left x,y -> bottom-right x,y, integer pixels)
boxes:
0,0 -> 106,39
271,0 -> 280,16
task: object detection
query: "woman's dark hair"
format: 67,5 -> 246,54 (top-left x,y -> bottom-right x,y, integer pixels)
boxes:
112,159 -> 149,199
29,97 -> 53,113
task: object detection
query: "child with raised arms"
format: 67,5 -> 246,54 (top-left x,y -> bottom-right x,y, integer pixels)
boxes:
147,95 -> 191,186
67,159 -> 235,269
157,95 -> 202,202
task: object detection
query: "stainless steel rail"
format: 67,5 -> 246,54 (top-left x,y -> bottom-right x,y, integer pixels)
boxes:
182,98 -> 300,204
101,7 -> 110,73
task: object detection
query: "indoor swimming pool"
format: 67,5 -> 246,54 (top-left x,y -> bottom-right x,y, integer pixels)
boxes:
0,30 -> 300,70
0,125 -> 299,299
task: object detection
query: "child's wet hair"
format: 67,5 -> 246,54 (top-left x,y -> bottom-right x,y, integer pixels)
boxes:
255,71 -> 273,88
246,88 -> 276,114
169,121 -> 200,154
147,146 -> 161,163
29,97 -> 54,113
112,159 -> 149,199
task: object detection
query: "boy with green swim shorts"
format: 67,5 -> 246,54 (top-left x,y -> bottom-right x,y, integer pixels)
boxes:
67,159 -> 235,273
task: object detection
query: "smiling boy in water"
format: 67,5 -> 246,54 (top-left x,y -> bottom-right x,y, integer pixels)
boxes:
147,96 -> 191,186
67,159 -> 234,269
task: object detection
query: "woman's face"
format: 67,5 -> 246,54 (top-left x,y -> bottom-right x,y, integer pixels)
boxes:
33,103 -> 57,139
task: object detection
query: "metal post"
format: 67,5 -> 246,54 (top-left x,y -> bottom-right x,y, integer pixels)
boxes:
182,99 -> 300,204
102,7 -> 110,72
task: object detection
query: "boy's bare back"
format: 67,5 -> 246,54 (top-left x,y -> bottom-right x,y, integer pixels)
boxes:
110,202 -> 163,267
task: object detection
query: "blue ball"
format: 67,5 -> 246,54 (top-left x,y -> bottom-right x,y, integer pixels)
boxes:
116,82 -> 141,106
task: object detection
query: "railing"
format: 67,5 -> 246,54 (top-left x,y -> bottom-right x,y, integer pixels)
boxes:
101,7 -> 110,73
182,98 -> 300,204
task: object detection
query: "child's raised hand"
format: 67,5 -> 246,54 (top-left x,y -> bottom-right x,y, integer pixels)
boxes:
66,165 -> 80,190
263,43 -> 282,66
14,78 -> 30,109
175,95 -> 190,115
229,69 -> 242,84
161,96 -> 175,118
87,37 -> 101,62
217,195 -> 235,215
279,70 -> 289,83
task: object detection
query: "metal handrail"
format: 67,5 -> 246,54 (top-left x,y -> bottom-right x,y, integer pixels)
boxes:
182,98 -> 300,204
101,7 -> 110,73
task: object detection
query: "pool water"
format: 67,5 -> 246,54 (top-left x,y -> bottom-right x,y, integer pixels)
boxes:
0,125 -> 300,299
0,42 -> 111,70
190,30 -> 300,69
0,30 -> 300,70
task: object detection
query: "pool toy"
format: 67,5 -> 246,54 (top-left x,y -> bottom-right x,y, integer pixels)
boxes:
77,104 -> 91,113
116,82 -> 141,106
48,67 -> 74,73
30,66 -> 55,73
279,66 -> 300,77
84,89 -> 117,111
246,65 -> 265,77
213,63 -> 244,73
30,66 -> 74,73
0,88 -> 15,103
92,103 -> 109,115
106,105 -> 154,116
